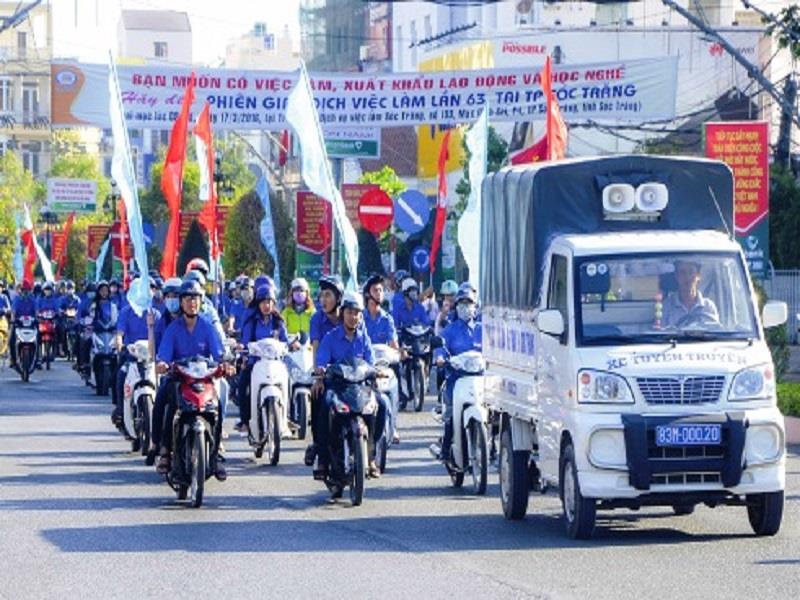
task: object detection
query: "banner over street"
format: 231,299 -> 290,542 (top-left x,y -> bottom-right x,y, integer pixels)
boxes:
51,57 -> 678,131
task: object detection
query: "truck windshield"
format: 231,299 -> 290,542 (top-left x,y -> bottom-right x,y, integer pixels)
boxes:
575,252 -> 758,346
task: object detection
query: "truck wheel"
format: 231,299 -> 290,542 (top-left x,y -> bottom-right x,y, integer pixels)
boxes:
499,426 -> 529,520
560,443 -> 596,540
747,491 -> 783,536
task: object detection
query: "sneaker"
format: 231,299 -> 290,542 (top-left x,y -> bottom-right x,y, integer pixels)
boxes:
156,454 -> 171,474
234,421 -> 247,433
111,408 -> 122,425
214,464 -> 227,481
145,449 -> 156,466
304,444 -> 317,467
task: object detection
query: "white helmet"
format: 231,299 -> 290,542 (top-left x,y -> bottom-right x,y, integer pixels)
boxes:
401,277 -> 419,294
340,290 -> 364,312
290,277 -> 309,291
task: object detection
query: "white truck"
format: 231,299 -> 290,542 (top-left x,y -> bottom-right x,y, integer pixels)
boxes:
481,155 -> 788,539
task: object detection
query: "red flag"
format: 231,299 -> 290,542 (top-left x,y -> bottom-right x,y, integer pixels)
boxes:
540,56 -> 568,160
194,102 -> 219,260
510,134 -> 549,165
55,212 -> 75,278
159,74 -> 196,278
279,130 -> 290,166
430,129 -> 452,275
117,200 -> 129,287
20,208 -> 37,286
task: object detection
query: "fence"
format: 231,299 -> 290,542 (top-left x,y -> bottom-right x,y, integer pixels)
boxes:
764,270 -> 800,344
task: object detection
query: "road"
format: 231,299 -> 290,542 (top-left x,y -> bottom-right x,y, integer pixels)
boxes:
1,360 -> 798,599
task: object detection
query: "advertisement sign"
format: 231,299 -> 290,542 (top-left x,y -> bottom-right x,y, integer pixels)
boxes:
341,184 -> 377,231
179,206 -> 231,251
704,121 -> 769,278
51,57 -> 678,131
296,191 -> 333,255
51,231 -> 66,263
46,178 -> 97,213
86,225 -> 111,280
325,127 -> 380,159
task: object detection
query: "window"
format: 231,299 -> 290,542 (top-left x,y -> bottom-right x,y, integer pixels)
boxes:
22,82 -> 39,120
547,254 -> 569,341
22,149 -> 40,176
424,15 -> 432,40
17,32 -> 26,57
396,25 -> 403,71
264,34 -> 275,50
154,41 -> 168,58
0,78 -> 12,112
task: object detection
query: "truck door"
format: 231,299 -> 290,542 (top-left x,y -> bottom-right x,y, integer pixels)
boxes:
537,253 -> 572,482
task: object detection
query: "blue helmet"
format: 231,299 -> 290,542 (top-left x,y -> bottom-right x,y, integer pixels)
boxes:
455,282 -> 477,305
179,280 -> 204,298
255,284 -> 276,303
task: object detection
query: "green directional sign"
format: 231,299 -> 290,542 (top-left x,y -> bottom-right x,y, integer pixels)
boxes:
325,138 -> 380,159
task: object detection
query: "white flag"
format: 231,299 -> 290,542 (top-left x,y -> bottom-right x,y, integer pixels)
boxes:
22,204 -> 54,282
458,107 -> 488,294
285,62 -> 359,290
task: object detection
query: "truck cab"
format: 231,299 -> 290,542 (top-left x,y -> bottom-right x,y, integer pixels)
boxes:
481,156 -> 788,538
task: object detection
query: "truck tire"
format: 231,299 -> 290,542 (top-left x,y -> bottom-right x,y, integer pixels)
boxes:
499,426 -> 529,520
747,491 -> 783,536
560,443 -> 596,540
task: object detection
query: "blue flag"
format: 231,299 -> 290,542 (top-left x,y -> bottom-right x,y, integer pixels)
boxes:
95,237 -> 110,283
256,176 -> 281,292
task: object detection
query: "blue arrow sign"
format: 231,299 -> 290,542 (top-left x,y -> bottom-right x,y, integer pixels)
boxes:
394,190 -> 430,235
411,246 -> 430,272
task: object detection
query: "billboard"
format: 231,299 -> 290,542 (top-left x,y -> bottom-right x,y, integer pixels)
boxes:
46,178 -> 97,213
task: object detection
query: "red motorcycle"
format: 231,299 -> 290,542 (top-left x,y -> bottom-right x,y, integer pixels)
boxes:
37,310 -> 57,370
165,357 -> 225,508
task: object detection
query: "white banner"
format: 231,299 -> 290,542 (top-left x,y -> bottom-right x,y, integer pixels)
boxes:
51,57 -> 678,131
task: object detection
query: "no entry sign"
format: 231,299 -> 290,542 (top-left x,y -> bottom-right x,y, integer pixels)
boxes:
358,188 -> 394,234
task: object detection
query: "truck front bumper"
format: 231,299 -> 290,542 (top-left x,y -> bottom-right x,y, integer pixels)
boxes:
573,408 -> 785,500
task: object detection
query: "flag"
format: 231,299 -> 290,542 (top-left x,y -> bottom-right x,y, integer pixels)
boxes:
541,56 -> 568,160
116,199 -> 129,286
109,51 -> 152,314
194,102 -> 220,272
255,175 -> 281,292
56,212 -> 75,278
159,71 -> 196,279
286,62 -> 359,290
510,133 -> 548,165
22,204 -> 54,283
458,108 -> 488,292
430,128 -> 452,275
279,130 -> 290,166
95,236 -> 110,283
12,212 -> 23,283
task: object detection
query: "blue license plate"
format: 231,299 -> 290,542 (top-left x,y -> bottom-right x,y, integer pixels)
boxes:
655,424 -> 721,446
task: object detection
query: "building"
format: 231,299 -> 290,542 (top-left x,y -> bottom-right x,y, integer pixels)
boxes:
300,0 -> 368,72
117,9 -> 192,66
224,22 -> 299,71
0,0 -> 52,178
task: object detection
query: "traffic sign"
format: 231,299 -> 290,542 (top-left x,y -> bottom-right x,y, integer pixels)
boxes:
358,188 -> 394,234
394,190 -> 430,235
411,246 -> 430,272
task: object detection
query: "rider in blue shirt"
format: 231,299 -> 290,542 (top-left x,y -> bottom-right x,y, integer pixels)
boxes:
36,282 -> 61,313
154,278 -> 182,350
392,277 -> 431,329
434,283 -> 482,462
8,281 -> 38,369
362,275 -> 398,347
309,275 -> 344,351
151,279 -> 227,479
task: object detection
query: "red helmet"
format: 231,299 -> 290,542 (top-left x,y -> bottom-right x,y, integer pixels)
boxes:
21,280 -> 33,292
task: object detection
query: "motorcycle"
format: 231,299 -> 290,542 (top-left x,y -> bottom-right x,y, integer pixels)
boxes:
37,310 -> 57,370
286,336 -> 313,440
14,315 -> 38,382
91,320 -> 117,396
165,357 -> 225,508
78,316 -> 94,385
398,324 -> 432,412
121,340 -> 157,455
0,313 -> 9,364
316,358 -> 379,506
429,347 -> 490,495
247,338 -> 289,465
373,344 -> 400,474
61,307 -> 79,361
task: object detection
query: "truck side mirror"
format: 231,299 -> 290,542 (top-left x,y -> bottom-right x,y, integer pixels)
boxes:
430,335 -> 444,350
762,300 -> 787,329
537,309 -> 565,337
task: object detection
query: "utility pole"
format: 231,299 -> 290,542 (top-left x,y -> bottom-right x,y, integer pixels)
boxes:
661,0 -> 800,130
776,78 -> 798,168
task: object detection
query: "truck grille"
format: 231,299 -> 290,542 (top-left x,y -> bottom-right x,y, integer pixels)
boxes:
651,472 -> 721,486
636,376 -> 725,405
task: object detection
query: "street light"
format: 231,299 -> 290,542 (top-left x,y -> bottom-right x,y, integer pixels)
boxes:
37,207 -> 59,259
104,179 -> 120,221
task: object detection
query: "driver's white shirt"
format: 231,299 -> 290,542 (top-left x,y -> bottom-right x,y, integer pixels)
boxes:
663,290 -> 719,327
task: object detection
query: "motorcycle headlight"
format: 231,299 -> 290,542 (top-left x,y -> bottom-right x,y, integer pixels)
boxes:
332,397 -> 350,414
578,370 -> 633,404
729,364 -> 774,401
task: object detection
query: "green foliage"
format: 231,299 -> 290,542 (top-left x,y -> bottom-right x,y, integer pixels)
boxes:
768,165 -> 800,268
777,382 -> 800,417
0,153 -> 45,282
63,223 -> 87,283
752,278 -> 791,382
765,5 -> 800,59
358,165 -> 407,198
455,125 -> 508,215
223,190 -> 294,290
177,219 -> 210,276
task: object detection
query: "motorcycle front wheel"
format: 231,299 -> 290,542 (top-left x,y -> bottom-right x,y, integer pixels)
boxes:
294,390 -> 309,440
190,431 -> 206,508
468,420 -> 488,495
349,421 -> 367,506
20,346 -> 32,382
140,396 -> 153,457
413,359 -> 426,412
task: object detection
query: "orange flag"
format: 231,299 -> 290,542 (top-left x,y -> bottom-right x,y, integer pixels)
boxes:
540,56 -> 568,160
430,129 -> 452,275
194,102 -> 219,261
55,212 -> 76,278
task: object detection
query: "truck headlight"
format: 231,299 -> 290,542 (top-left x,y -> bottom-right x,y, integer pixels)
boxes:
578,370 -> 633,404
588,428 -> 627,469
745,424 -> 783,465
729,364 -> 774,401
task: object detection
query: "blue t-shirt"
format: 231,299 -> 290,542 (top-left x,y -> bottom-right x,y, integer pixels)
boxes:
362,308 -> 397,345
59,294 -> 81,312
157,316 -> 225,363
12,295 -> 37,318
91,300 -> 117,329
392,300 -> 431,329
310,310 -> 339,345
154,311 -> 178,351
435,318 -> 482,362
315,325 -> 375,368
36,295 -> 61,313
241,313 -> 288,345
117,305 -> 161,344
227,299 -> 245,330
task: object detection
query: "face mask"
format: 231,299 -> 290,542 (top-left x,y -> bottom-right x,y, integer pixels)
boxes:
292,291 -> 307,305
408,290 -> 419,302
456,303 -> 476,322
165,298 -> 180,314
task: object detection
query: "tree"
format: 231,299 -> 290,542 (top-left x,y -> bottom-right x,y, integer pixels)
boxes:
49,130 -> 112,212
177,219 -> 210,276
0,153 -> 45,282
223,190 -> 294,290
358,165 -> 407,198
765,5 -> 800,59
357,166 -> 407,275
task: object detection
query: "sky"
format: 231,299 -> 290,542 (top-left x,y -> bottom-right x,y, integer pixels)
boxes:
51,0 -> 301,66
